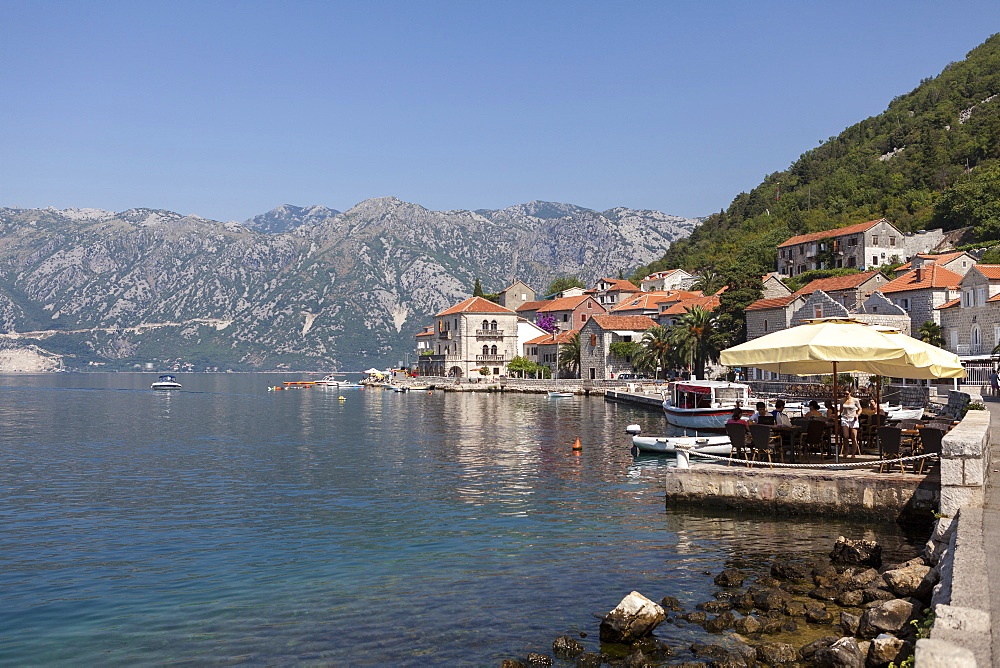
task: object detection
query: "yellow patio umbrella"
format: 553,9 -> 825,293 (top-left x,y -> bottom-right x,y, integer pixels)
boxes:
866,328 -> 966,380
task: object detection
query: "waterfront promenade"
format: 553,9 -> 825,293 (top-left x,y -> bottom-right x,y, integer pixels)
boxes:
981,396 -> 1000,665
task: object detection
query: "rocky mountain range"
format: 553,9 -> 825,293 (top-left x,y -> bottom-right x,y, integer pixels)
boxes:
0,198 -> 698,370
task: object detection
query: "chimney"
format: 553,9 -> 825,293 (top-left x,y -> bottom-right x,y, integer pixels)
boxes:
915,266 -> 923,283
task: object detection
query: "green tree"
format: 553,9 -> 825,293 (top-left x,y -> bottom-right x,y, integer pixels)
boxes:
691,268 -> 725,295
608,340 -> 642,363
917,321 -> 944,348
671,306 -> 721,380
711,264 -> 765,348
558,332 -> 581,378
637,325 -> 675,379
933,164 -> 1000,241
546,275 -> 586,296
473,278 -> 485,297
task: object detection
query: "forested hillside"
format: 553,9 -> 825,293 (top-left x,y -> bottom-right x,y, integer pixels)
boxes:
634,33 -> 1000,282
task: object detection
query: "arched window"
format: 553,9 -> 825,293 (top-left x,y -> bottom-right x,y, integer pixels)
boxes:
490,345 -> 497,355
490,320 -> 498,330
482,345 -> 489,356
482,320 -> 489,330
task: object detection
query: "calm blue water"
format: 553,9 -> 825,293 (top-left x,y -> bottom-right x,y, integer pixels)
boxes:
0,374 -> 926,665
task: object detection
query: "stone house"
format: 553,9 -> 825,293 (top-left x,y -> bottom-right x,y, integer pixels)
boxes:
417,297 -> 520,378
938,265 -> 1000,357
497,280 -> 536,311
640,269 -> 694,292
579,315 -> 658,380
534,295 -> 606,332
514,300 -> 549,322
414,325 -> 435,361
762,272 -> 793,299
893,251 -> 977,278
878,264 -> 962,335
777,219 -> 905,276
523,329 -> 578,378
590,278 -> 641,307
791,270 -> 888,311
745,294 -> 808,341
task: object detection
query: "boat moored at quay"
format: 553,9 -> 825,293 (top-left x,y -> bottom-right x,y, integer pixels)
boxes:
661,380 -> 757,430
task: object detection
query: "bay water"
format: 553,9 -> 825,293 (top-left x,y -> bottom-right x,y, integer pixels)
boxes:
0,374 -> 927,665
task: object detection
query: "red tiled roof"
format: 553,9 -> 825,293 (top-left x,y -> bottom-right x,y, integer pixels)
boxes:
610,293 -> 672,312
936,297 -> 961,310
661,295 -> 721,315
589,315 -> 658,331
515,300 -> 549,312
525,329 -> 578,345
596,278 -> 640,292
976,265 -> 1000,280
746,295 -> 799,311
879,265 -> 962,294
895,251 -> 967,272
792,270 -> 884,296
777,219 -> 886,248
644,269 -> 684,280
415,330 -> 435,338
535,295 -> 596,312
436,297 -> 514,316
988,293 -> 1000,303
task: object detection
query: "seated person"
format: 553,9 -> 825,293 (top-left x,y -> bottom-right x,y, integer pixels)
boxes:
747,401 -> 770,424
725,407 -> 748,426
860,398 -> 885,416
770,399 -> 792,427
804,400 -> 825,419
824,399 -> 839,420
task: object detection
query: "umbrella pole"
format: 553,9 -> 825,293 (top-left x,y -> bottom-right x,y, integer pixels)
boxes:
833,362 -> 840,464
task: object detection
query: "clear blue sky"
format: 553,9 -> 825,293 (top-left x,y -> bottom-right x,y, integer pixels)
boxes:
1,1 -> 998,222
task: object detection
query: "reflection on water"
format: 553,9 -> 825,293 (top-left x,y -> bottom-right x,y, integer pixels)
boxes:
0,375 -> 927,665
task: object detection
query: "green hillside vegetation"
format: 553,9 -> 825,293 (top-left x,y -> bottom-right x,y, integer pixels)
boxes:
633,33 -> 1000,283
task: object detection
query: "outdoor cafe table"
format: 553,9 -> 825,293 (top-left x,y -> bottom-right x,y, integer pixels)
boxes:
769,424 -> 806,462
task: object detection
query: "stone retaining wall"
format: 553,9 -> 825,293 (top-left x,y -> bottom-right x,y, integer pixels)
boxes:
917,390 -> 992,667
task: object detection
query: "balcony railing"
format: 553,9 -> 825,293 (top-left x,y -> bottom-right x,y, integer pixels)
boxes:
956,343 -> 985,356
438,330 -> 452,340
475,329 -> 504,338
475,354 -> 507,362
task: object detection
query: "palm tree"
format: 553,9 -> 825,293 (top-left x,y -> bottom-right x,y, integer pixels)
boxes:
917,321 -> 944,348
671,305 -> 721,379
637,325 -> 674,379
690,268 -> 725,295
558,332 -> 581,378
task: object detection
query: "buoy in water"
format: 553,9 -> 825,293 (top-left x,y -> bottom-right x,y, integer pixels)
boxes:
572,437 -> 582,451
338,396 -> 346,401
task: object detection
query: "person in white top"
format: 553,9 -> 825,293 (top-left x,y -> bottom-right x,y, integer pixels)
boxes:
840,388 -> 862,456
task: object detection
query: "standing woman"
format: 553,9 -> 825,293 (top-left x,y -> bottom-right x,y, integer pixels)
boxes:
840,388 -> 862,456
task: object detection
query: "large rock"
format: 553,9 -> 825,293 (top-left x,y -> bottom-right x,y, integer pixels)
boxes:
598,591 -> 665,643
525,653 -> 552,666
800,636 -> 839,659
755,642 -> 799,664
732,614 -> 761,635
842,568 -> 881,591
715,568 -> 747,587
752,587 -> 790,611
551,635 -> 583,659
867,634 -> 912,667
881,565 -> 935,601
703,610 -> 736,632
812,637 -> 865,667
770,559 -> 811,581
830,536 -> 882,568
857,599 -> 917,638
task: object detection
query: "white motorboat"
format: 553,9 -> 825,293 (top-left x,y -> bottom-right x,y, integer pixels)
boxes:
547,391 -> 575,398
151,374 -> 182,390
631,435 -> 733,456
315,374 -> 362,387
883,405 -> 924,421
661,380 -> 758,430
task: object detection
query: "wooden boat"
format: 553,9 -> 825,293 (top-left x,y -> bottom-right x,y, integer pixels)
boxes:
547,391 -> 575,398
151,374 -> 182,390
409,385 -> 433,391
661,380 -> 758,430
631,434 -> 732,456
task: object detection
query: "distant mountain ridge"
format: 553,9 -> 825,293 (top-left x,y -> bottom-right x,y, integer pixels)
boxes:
0,198 -> 698,370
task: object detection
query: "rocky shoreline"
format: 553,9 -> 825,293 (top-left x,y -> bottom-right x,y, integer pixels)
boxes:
501,536 -> 935,667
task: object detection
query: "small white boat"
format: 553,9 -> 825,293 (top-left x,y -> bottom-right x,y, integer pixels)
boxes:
151,374 -> 182,390
631,434 -> 733,456
409,385 -> 433,391
661,380 -> 760,430
884,405 -> 924,421
315,375 -> 363,387
547,391 -> 575,398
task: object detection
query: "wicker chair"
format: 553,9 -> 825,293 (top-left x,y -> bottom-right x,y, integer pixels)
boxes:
877,426 -> 914,474
748,423 -> 780,468
915,427 -> 944,475
724,422 -> 751,466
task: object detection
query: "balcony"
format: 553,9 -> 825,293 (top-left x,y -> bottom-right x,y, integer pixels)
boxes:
476,329 -> 504,338
438,330 -> 452,340
956,344 -> 985,356
475,354 -> 507,362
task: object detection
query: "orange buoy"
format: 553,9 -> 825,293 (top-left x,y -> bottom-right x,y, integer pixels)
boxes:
572,437 -> 582,451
